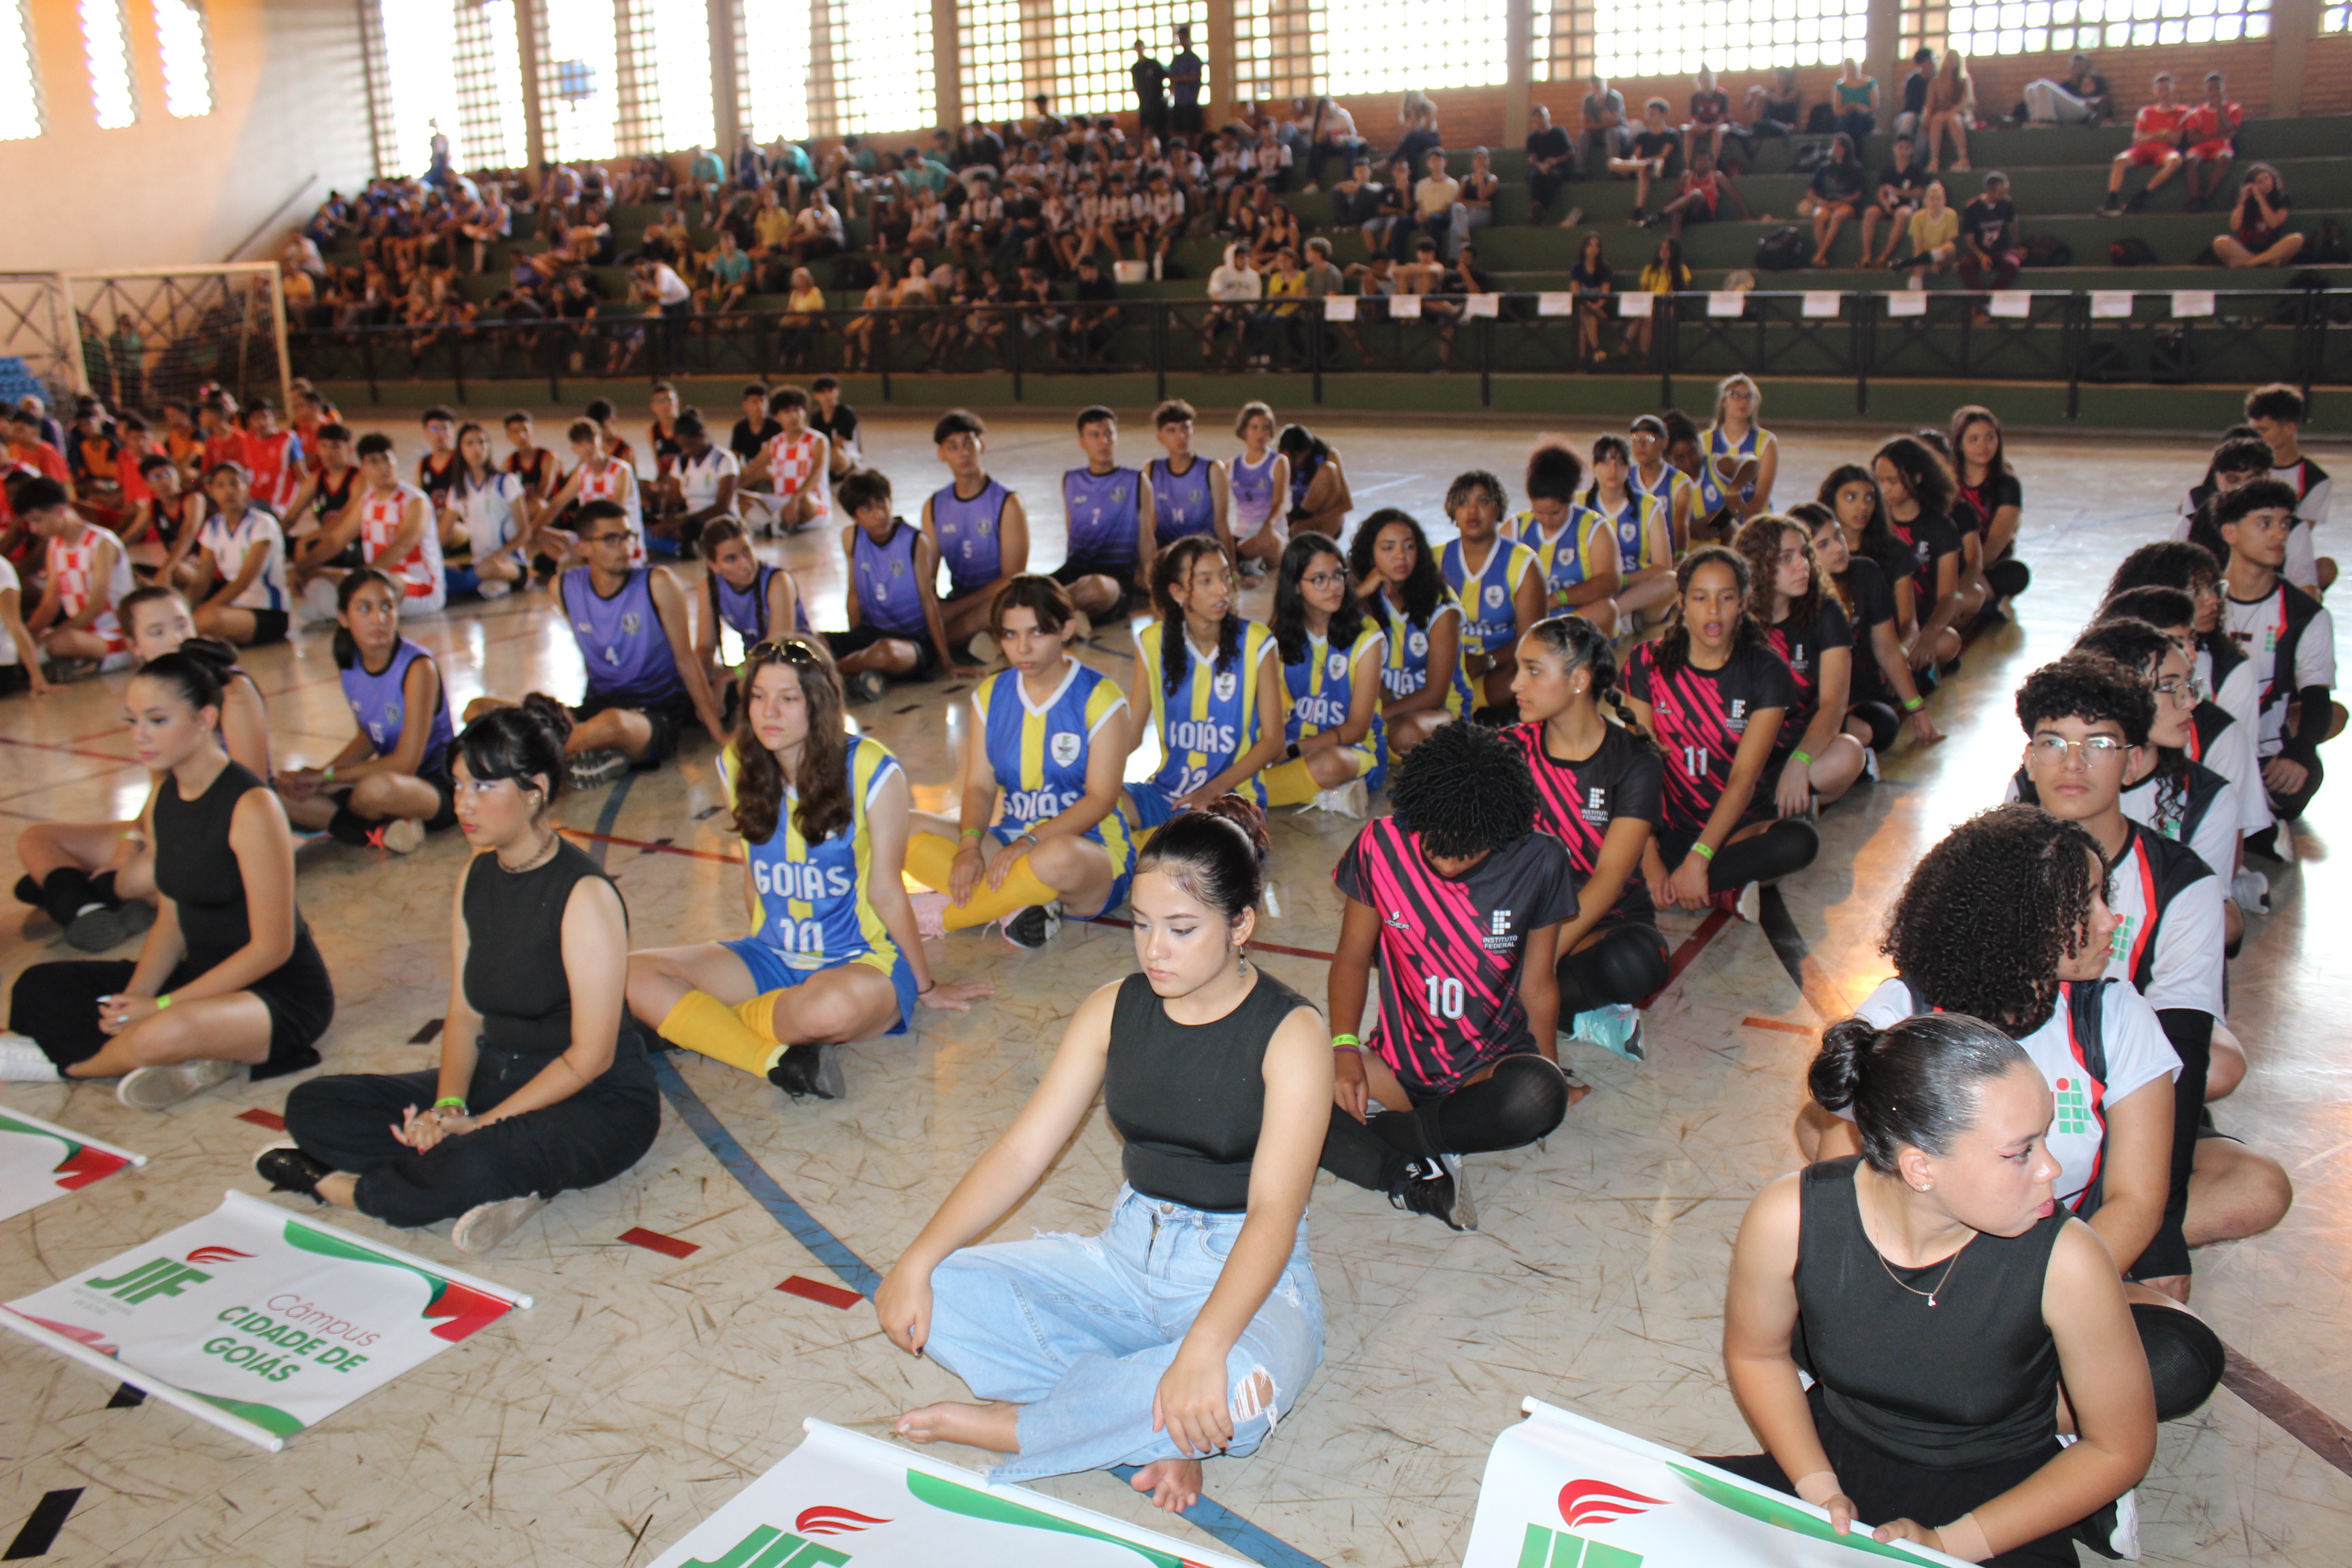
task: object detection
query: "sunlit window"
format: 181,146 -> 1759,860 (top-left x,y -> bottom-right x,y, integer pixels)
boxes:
1906,0 -> 2268,54
1595,0 -> 1866,78
0,0 -> 39,140
961,0 -> 1208,127
743,0 -> 812,140
542,0 -> 619,161
1322,0 -> 1506,93
378,0 -> 457,174
154,0 -> 212,117
453,0 -> 528,168
814,0 -> 935,135
80,0 -> 135,128
615,0 -> 714,152
1233,0 -> 1314,105
955,0 -> 1026,126
2330,0 -> 2350,27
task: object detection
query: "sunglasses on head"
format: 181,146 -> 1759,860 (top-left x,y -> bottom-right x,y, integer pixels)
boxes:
748,637 -> 823,667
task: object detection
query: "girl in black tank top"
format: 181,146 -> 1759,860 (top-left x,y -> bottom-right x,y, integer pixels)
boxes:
1714,1014 -> 2157,1566
2,651 -> 332,1108
875,801 -> 1331,1512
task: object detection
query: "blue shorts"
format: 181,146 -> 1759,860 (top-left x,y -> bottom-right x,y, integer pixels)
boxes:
1123,781 -> 1177,831
719,937 -> 916,1038
988,823 -> 1132,920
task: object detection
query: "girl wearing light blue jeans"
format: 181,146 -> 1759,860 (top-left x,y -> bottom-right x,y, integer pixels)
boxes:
878,798 -> 1332,1513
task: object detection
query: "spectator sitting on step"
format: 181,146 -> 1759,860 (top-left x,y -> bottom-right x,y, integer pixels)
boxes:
1862,135 -> 1929,267
1610,99 -> 1680,220
1579,76 -> 1629,167
1958,172 -> 2023,292
1388,91 -> 1441,173
787,189 -> 846,263
1684,65 -> 1733,167
1406,149 -> 1462,262
1746,67 -> 1803,140
2180,71 -> 2244,212
2023,52 -> 2112,127
1891,47 -> 1935,140
2214,163 -> 2303,269
1329,157 -> 1384,229
1526,105 -> 1575,221
1800,133 -> 1868,267
1921,48 -> 1974,172
1644,149 -> 1749,238
1296,95 -> 1362,189
2102,72 -> 2187,214
1900,180 -> 1961,285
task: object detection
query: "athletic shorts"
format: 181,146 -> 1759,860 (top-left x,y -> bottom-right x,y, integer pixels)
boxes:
986,821 -> 1132,919
2185,138 -> 2234,162
718,936 -> 915,1037
2123,141 -> 2174,168
1124,780 -> 1179,831
244,608 -> 289,647
421,764 -> 459,832
572,697 -> 699,766
823,624 -> 941,681
1232,506 -> 1279,542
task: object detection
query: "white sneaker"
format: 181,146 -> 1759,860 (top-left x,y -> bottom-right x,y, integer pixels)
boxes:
566,748 -> 630,791
1861,746 -> 1881,783
1735,883 -> 1761,924
2232,867 -> 2270,913
379,818 -> 427,855
451,1194 -> 547,1254
1571,1004 -> 1644,1061
1556,206 -> 1584,229
476,578 -> 512,600
116,1057 -> 240,1109
1310,779 -> 1369,819
0,1034 -> 61,1081
966,630 -> 999,665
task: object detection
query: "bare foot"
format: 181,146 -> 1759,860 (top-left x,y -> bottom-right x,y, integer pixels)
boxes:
894,1399 -> 1020,1454
1567,1081 -> 1593,1111
1130,1456 -> 1203,1512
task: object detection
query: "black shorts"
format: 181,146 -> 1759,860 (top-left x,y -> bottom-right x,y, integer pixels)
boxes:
1051,554 -> 1145,603
823,624 -> 941,681
422,764 -> 459,831
245,608 -> 290,647
572,697 -> 700,766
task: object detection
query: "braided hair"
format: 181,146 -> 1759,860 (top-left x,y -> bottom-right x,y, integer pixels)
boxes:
1521,614 -> 1652,746
1388,720 -> 1538,861
1151,535 -> 1243,700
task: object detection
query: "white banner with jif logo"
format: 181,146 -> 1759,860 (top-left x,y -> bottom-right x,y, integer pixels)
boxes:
1463,1399 -> 1971,1567
0,1104 -> 144,1220
0,1189 -> 529,1451
647,1418 -> 1258,1568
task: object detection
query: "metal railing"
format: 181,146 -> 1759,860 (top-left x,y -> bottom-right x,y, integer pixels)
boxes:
289,288 -> 2349,415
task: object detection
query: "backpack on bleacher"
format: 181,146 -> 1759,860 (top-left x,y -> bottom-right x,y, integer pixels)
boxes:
2022,233 -> 2072,267
832,256 -> 877,291
2314,219 -> 2349,264
1755,226 -> 1810,271
2108,237 -> 2157,267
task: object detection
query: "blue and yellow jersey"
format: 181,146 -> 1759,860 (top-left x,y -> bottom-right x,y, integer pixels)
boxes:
1367,587 -> 1473,713
1441,536 -> 1541,659
1506,506 -> 1618,605
1699,423 -> 1774,515
1284,623 -> 1386,747
1630,461 -> 1699,548
724,732 -> 902,975
974,659 -> 1135,870
1587,490 -> 1675,577
1138,619 -> 1279,804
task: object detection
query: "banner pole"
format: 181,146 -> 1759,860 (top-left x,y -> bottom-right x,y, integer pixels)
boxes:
0,1309 -> 285,1452
221,1190 -> 536,1309
0,1106 -> 148,1166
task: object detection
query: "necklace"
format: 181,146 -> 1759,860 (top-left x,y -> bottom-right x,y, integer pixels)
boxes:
1878,1231 -> 1974,1307
499,828 -> 559,874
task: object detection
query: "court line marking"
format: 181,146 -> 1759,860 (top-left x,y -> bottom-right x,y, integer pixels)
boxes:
5,1488 -> 83,1559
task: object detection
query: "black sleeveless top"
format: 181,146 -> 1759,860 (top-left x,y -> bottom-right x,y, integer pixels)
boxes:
156,760 -> 321,983
461,838 -> 642,1073
1795,1158 -> 2065,1468
1102,969 -> 1317,1213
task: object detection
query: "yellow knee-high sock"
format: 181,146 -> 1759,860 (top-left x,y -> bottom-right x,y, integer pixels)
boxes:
903,829 -> 1066,930
659,991 -> 785,1077
1264,756 -> 1320,807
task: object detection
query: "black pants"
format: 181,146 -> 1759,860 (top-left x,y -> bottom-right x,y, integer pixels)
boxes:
2268,746 -> 2323,822
285,1039 -> 660,1228
1529,168 -> 1567,214
1987,557 -> 2031,600
1320,1053 -> 1570,1192
1846,700 -> 1901,753
1556,921 -> 1669,1012
1662,818 -> 1820,890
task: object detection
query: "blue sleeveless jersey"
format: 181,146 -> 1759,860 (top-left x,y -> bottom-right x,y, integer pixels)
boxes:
1230,451 -> 1278,529
1630,460 -> 1695,535
341,638 -> 453,774
975,660 -> 1134,870
1590,491 -> 1673,576
1062,466 -> 1141,571
932,477 -> 1009,600
1701,423 -> 1771,513
1147,455 -> 1216,546
728,732 -> 904,972
1369,587 -> 1472,712
1284,623 -> 1385,750
851,519 -> 929,638
563,566 -> 687,708
1506,506 -> 1615,602
1441,537 -> 1540,657
1137,619 -> 1276,804
710,563 -> 808,647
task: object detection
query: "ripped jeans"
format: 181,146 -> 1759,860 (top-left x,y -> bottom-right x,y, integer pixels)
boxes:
921,1183 -> 1324,1483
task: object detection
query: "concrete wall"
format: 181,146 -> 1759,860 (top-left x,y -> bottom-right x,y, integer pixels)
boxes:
0,0 -> 375,271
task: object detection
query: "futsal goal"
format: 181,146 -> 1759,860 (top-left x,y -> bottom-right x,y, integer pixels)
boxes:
0,263 -> 290,418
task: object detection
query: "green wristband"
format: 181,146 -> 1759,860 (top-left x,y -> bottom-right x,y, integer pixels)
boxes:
1902,696 -> 1925,713
434,1096 -> 468,1112
1791,749 -> 1812,770
1331,1033 -> 1360,1052
1693,841 -> 1715,862
959,826 -> 985,838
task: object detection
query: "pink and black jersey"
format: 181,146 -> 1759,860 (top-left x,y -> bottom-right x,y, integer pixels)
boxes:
1889,508 -> 1963,608
1765,598 -> 1852,760
1334,817 -> 1578,1094
1511,719 -> 1663,926
1624,641 -> 1793,838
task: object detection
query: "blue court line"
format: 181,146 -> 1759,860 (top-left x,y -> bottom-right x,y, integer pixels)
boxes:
586,771 -> 638,863
1107,1467 -> 1330,1568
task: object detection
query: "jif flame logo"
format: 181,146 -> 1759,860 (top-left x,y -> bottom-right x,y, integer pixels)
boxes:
1558,1480 -> 1668,1529
184,1247 -> 252,1266
793,1507 -> 889,1537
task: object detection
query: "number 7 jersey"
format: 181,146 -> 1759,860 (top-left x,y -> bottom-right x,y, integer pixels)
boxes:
1335,816 -> 1578,1094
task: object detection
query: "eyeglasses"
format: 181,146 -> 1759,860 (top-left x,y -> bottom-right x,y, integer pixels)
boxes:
581,531 -> 634,547
748,637 -> 823,667
2029,734 -> 2128,767
1302,570 -> 1348,589
2154,674 -> 2201,704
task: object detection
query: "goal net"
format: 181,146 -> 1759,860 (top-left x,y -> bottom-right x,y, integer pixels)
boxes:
0,264 -> 289,419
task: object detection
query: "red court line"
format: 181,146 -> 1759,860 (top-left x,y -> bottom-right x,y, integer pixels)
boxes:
779,1274 -> 864,1309
619,1226 -> 700,1260
1638,909 -> 1732,1011
558,828 -> 746,866
235,1108 -> 287,1131
0,733 -> 142,766
1742,1015 -> 1814,1035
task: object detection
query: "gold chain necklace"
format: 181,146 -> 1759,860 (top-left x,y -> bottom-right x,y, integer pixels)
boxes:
1878,1230 -> 1974,1308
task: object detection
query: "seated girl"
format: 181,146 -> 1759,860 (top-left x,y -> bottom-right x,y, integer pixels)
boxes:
273,569 -> 457,854
877,800 -> 1327,1514
1795,501 -> 1940,757
630,637 -> 986,1099
1437,470 -> 1543,715
693,517 -> 806,704
1262,533 -> 1384,819
1,651 -> 333,1106
1320,722 -> 1584,1230
1733,514 -> 1871,813
1348,507 -> 1471,756
1124,536 -> 1287,829
907,576 -> 1137,949
263,700 -> 653,1254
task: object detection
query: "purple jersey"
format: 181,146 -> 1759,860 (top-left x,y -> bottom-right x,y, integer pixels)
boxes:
562,566 -> 687,708
708,562 -> 808,645
1148,455 -> 1216,546
1335,816 -> 1578,1094
932,476 -> 1009,599
340,637 -> 453,774
851,519 -> 929,638
1062,465 -> 1142,572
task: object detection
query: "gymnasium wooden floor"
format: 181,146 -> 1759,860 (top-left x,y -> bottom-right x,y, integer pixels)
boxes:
0,410 -> 2345,1566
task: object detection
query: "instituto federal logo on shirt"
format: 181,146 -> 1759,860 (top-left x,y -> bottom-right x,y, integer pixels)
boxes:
1482,908 -> 1516,952
1581,787 -> 1610,824
1213,670 -> 1239,701
1326,651 -> 1348,679
1049,731 -> 1081,765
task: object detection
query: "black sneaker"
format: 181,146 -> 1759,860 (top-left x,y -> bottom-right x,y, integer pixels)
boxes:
253,1143 -> 333,1200
1388,1154 -> 1477,1231
767,1043 -> 845,1100
846,670 -> 888,704
1002,902 -> 1062,949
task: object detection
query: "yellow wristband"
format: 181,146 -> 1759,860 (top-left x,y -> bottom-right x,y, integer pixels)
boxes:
154,993 -> 173,1010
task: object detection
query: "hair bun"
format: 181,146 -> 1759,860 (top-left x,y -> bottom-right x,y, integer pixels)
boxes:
1808,1016 -> 1878,1112
1198,793 -> 1270,863
519,691 -> 576,749
177,634 -> 240,671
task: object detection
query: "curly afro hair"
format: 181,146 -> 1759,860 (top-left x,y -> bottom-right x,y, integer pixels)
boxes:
1387,720 -> 1537,860
2015,652 -> 2155,749
1882,804 -> 2110,1036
